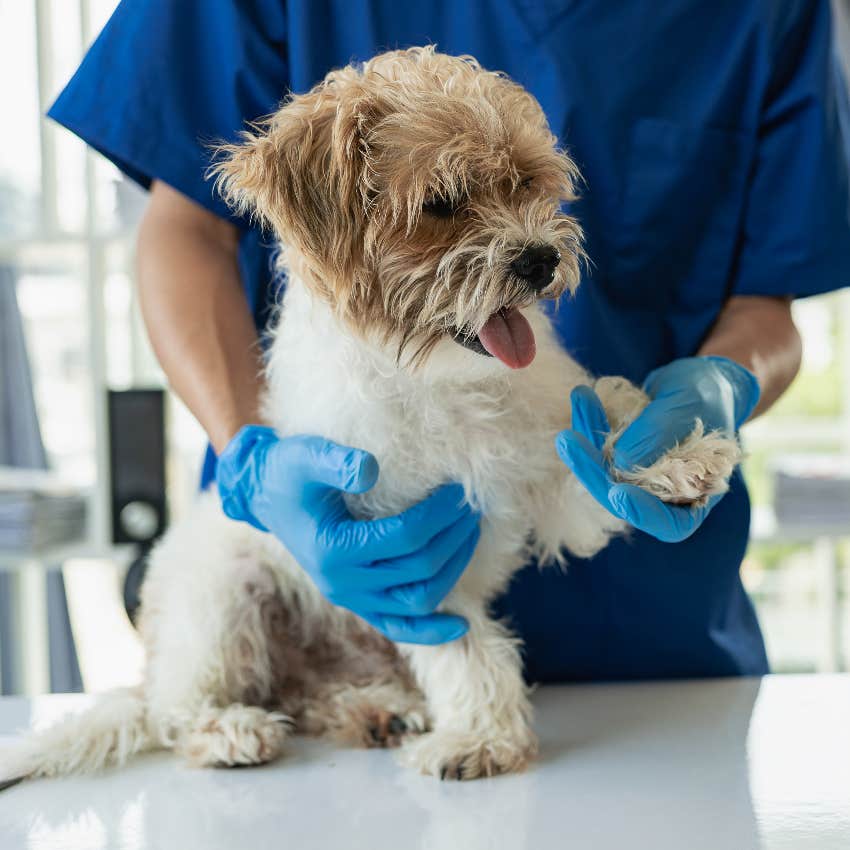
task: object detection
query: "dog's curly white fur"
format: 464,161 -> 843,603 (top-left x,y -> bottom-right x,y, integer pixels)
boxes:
4,47 -> 741,783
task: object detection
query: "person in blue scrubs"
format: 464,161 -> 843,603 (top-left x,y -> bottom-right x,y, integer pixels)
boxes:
50,1 -> 850,682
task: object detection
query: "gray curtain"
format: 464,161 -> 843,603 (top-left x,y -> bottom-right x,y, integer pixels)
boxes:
0,265 -> 82,693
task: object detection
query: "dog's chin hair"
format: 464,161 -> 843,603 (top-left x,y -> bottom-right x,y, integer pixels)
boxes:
378,211 -> 582,334
337,254 -> 573,372
351,213 -> 583,370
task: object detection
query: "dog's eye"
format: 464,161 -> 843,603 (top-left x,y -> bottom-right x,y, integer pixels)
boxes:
423,195 -> 462,219
519,176 -> 533,190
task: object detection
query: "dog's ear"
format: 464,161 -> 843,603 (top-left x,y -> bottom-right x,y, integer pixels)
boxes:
211,69 -> 378,283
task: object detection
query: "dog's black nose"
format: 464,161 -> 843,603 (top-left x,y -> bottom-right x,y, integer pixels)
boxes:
511,245 -> 561,291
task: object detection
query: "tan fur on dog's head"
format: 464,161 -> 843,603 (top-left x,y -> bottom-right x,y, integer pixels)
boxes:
211,46 -> 584,366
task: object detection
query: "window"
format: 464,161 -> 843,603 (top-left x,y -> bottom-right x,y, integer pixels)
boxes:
1,0 -> 205,691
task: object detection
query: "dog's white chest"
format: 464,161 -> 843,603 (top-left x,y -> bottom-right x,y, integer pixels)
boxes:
261,280 -> 582,524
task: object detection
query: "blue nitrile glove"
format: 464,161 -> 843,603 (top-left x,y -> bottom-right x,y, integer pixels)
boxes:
556,356 -> 760,543
216,426 -> 479,644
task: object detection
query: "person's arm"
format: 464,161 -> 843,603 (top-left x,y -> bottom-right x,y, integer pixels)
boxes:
136,180 -> 264,453
698,295 -> 802,420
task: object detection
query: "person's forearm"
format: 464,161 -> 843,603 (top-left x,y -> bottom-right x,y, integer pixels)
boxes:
698,295 -> 802,420
137,181 -> 265,453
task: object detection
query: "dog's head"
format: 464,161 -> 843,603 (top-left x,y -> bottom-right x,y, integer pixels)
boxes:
212,46 -> 584,373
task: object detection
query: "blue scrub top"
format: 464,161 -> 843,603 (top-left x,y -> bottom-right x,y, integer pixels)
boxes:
50,0 -> 850,682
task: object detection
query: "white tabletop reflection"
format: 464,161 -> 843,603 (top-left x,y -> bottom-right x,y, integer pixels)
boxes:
1,675 -> 848,850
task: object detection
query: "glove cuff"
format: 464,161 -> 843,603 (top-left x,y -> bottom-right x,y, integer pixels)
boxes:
216,425 -> 277,531
702,355 -> 761,427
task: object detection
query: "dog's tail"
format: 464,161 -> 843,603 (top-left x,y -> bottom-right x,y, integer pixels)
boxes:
1,686 -> 154,783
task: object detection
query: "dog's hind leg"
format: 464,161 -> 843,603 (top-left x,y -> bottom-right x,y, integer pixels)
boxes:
283,618 -> 428,749
142,515 -> 296,768
299,680 -> 428,749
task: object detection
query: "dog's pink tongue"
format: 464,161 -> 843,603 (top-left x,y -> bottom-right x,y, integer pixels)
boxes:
477,308 -> 536,369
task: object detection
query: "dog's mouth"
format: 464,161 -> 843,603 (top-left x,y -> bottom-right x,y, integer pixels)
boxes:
451,306 -> 536,369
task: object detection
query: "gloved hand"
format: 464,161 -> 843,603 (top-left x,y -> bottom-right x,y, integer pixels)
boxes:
216,426 -> 479,644
556,356 -> 760,542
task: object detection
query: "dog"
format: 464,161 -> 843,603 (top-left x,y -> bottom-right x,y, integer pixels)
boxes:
6,47 -> 740,782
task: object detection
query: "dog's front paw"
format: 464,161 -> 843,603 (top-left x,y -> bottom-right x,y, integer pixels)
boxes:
177,703 -> 292,768
399,728 -> 537,780
611,421 -> 741,506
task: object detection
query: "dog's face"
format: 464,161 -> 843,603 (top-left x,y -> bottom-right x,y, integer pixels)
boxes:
213,47 -> 583,373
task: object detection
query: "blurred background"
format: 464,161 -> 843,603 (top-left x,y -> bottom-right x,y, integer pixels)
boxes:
1,0 -> 849,695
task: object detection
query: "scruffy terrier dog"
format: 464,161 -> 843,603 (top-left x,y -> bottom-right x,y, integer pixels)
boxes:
9,47 -> 739,782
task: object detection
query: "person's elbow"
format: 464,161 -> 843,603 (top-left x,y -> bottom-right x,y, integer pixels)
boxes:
137,179 -> 239,273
